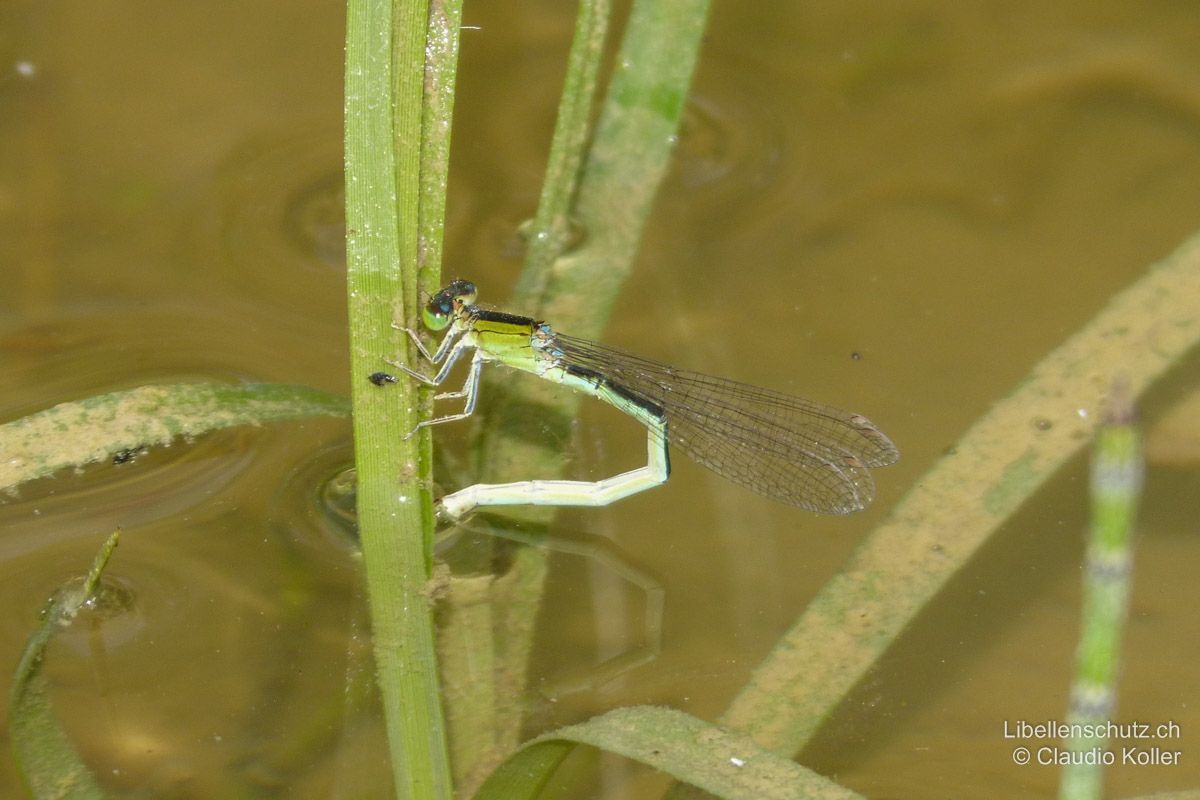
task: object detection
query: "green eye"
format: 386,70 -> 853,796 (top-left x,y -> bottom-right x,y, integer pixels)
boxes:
423,302 -> 451,331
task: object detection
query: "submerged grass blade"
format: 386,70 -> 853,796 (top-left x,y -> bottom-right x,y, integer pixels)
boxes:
0,383 -> 348,494
721,230 -> 1200,754
1058,387 -> 1143,800
472,706 -> 863,800
9,531 -> 120,800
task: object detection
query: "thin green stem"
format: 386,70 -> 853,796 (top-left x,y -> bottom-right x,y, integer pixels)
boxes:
418,0 -> 463,292
515,0 -> 612,296
530,0 -> 711,332
1059,386 -> 1143,800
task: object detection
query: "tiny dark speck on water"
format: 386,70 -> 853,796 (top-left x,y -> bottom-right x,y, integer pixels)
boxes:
112,447 -> 142,464
1033,417 -> 1053,431
851,351 -> 862,361
369,371 -> 398,386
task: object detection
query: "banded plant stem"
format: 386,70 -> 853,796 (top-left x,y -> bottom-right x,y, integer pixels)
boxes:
1059,386 -> 1143,800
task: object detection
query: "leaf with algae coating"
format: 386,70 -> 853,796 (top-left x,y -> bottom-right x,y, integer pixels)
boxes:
0,383 -> 349,494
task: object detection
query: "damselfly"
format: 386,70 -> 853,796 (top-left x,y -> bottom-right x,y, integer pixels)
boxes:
392,280 -> 898,521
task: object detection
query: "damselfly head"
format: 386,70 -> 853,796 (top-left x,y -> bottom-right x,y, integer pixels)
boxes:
423,279 -> 478,330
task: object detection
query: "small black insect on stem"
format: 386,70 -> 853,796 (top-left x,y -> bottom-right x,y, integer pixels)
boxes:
368,371 -> 398,387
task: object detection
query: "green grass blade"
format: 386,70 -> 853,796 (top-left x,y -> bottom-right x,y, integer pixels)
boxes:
9,532 -> 120,800
345,0 -> 454,794
0,383 -> 348,494
721,230 -> 1200,754
516,0 -> 612,289
472,706 -> 863,800
417,0 -> 463,292
512,0 -> 711,329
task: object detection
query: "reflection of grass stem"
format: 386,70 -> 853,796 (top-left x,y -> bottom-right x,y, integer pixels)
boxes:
1059,387 -> 1142,800
720,232 -> 1200,755
467,516 -> 666,699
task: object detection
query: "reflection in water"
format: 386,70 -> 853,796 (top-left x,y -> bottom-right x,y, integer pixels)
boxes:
437,512 -> 665,698
284,171 -> 347,270
272,437 -> 360,558
185,128 -> 347,312
0,424 -> 258,558
294,448 -> 668,699
673,68 -> 789,235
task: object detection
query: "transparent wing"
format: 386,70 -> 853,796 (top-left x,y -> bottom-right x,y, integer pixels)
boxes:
551,333 -> 899,514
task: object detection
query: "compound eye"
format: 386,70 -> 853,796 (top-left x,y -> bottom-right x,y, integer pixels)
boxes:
422,298 -> 453,331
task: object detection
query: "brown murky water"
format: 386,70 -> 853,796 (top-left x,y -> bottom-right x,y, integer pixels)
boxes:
3,1 -> 1200,797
